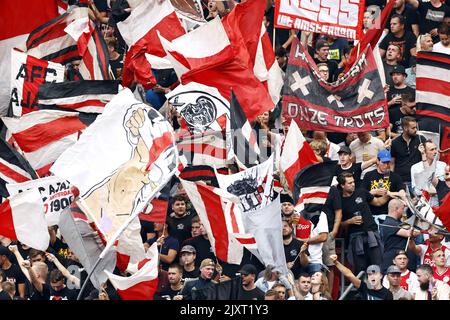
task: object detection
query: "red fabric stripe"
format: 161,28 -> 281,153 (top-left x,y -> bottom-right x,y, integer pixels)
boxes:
93,29 -> 109,79
116,251 -> 131,273
137,258 -> 152,271
116,278 -> 159,300
416,110 -> 450,123
36,163 -> 53,177
12,116 -> 86,153
0,162 -> 31,183
50,48 -> 79,64
284,140 -> 319,190
179,169 -> 214,180
29,21 -> 70,49
229,203 -> 239,233
55,99 -> 107,110
261,31 -> 275,70
235,237 -> 256,245
146,132 -> 173,171
139,199 -> 168,224
417,78 -> 450,96
21,55 -> 50,114
418,52 -> 450,66
297,192 -> 329,205
198,184 -> 229,262
71,212 -> 88,221
177,143 -> 227,159
0,199 -> 18,240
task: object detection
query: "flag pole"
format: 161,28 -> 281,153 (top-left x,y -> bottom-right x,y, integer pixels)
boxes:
273,26 -> 276,51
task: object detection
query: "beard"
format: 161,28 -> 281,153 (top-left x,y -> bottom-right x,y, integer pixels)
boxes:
419,280 -> 430,291
283,234 -> 291,240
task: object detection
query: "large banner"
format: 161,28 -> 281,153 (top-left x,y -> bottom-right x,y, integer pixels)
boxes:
274,0 -> 365,40
283,38 -> 389,132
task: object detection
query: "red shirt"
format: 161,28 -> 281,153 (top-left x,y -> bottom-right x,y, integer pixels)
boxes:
295,216 -> 312,239
434,268 -> 450,285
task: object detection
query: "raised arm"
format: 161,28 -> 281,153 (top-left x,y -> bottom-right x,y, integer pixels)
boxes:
8,245 -> 30,282
330,255 -> 361,288
22,260 -> 43,293
46,252 -> 80,289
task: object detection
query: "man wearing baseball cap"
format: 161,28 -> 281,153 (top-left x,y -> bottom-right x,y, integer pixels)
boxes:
335,145 -> 377,187
179,245 -> 199,279
385,265 -> 413,300
237,264 -> 265,300
177,258 -> 216,300
313,39 -> 338,82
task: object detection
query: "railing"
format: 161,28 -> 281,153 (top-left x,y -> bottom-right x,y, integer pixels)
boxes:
338,271 -> 365,300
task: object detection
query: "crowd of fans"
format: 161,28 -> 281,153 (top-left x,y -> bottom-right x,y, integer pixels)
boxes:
0,0 -> 449,301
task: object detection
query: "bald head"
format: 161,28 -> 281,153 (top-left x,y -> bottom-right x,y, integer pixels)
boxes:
388,199 -> 405,219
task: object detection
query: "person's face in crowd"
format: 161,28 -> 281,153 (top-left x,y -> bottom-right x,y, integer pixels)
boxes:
276,55 -> 287,68
199,223 -> 207,236
281,117 -> 290,136
394,253 -> 408,271
313,131 -> 327,141
168,267 -> 182,285
363,11 -> 374,30
367,272 -> 382,289
0,255 -> 6,267
391,72 -> 406,86
346,132 -> 357,145
357,132 -> 371,143
338,152 -> 351,166
191,222 -> 201,237
176,184 -> 188,198
445,165 -> 450,182
298,276 -> 312,294
429,231 -> 444,244
421,35 -> 434,51
390,17 -> 403,34
386,45 -> 401,62
401,99 -> 416,115
67,250 -> 79,263
180,252 -> 196,266
282,221 -> 293,239
439,33 -> 450,46
416,269 -> 431,291
274,286 -> 286,300
393,203 -> 406,219
107,44 -> 115,56
154,222 -> 166,233
200,265 -> 215,280
316,46 -> 330,61
207,0 -> 217,12
310,271 -> 323,285
101,25 -> 114,38
258,112 -> 270,125
376,158 -> 390,174
432,250 -> 446,268
388,272 -> 401,287
31,254 -> 45,265
403,121 -> 417,137
281,202 -> 294,215
318,65 -> 329,80
50,279 -> 65,292
172,200 -> 186,216
342,176 -> 355,194
241,273 -> 255,286
425,142 -> 438,161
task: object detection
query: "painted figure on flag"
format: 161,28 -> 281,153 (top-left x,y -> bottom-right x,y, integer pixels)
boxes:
83,105 -> 177,234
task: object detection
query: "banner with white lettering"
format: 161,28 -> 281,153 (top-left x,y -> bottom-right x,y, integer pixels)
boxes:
274,0 -> 364,40
283,38 -> 389,132
10,48 -> 65,116
7,176 -> 73,226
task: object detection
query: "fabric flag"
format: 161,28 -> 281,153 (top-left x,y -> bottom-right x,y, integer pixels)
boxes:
222,0 -> 283,105
0,188 -> 49,251
159,16 -> 274,122
138,183 -> 171,224
215,155 -> 274,214
38,80 -> 119,113
171,0 -> 206,25
0,138 -> 38,198
343,0 -> 395,72
292,161 -> 337,214
2,110 -> 87,176
116,0 -> 186,89
166,82 -> 230,135
229,90 -> 260,168
105,242 -> 159,300
178,165 -> 221,187
115,216 -> 146,274
25,5 -> 88,64
51,88 -> 178,240
440,126 -> 450,164
6,176 -> 72,227
415,51 -> 450,126
181,179 -> 250,265
283,38 -> 389,132
10,48 -> 66,116
280,120 -> 319,192
0,0 -> 59,115
58,201 -> 117,289
433,193 -> 450,232
64,17 -> 111,80
241,195 -> 288,275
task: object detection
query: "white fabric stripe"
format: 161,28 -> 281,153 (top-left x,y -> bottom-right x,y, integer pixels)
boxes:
267,60 -> 283,105
26,35 -> 76,59
39,94 -> 113,105
72,106 -> 104,113
117,0 -> 175,46
22,133 -> 79,170
11,188 -> 49,251
416,91 -> 450,109
2,110 -> 80,132
158,35 -> 190,78
299,186 -> 330,194
280,120 -> 306,170
253,23 -> 269,81
417,65 -> 450,83
145,53 -> 173,70
0,157 -> 32,181
106,243 -> 159,290
298,197 -> 328,204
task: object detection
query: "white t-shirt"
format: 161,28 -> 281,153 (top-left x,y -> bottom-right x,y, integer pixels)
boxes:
382,270 -> 420,294
308,212 -> 329,264
433,42 -> 450,55
349,136 -> 385,178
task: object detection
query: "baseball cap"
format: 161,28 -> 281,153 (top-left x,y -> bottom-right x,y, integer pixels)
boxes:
337,146 -> 351,155
377,149 -> 391,162
200,258 -> 215,269
387,265 -> 401,274
315,39 -> 329,51
390,65 -> 407,76
366,265 -> 381,274
239,264 -> 258,276
394,249 -> 408,258
280,193 -> 294,204
0,245 -> 11,259
180,245 -> 196,254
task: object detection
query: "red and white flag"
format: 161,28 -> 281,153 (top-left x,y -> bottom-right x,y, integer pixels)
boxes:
114,217 -> 146,274
65,17 -> 111,80
181,179 -> 252,265
2,110 -> 87,176
280,120 -> 319,192
159,16 -> 274,122
0,188 -> 49,251
10,48 -> 65,116
117,0 -> 186,89
105,243 -> 159,300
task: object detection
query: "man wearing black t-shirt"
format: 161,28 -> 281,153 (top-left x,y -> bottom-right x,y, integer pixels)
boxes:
0,245 -> 26,299
182,223 -> 216,267
338,173 -> 387,273
331,256 -> 393,300
383,44 -> 401,88
49,270 -> 77,300
335,145 -> 378,187
237,264 -> 265,300
389,92 -> 416,137
408,0 -> 450,42
390,116 -> 425,185
283,219 -> 308,279
313,39 -> 339,82
385,0 -> 420,36
380,14 -> 417,67
179,245 -> 199,279
387,65 -> 415,121
362,150 -> 405,218
167,195 -> 197,246
22,260 -> 51,300
159,264 -> 184,300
